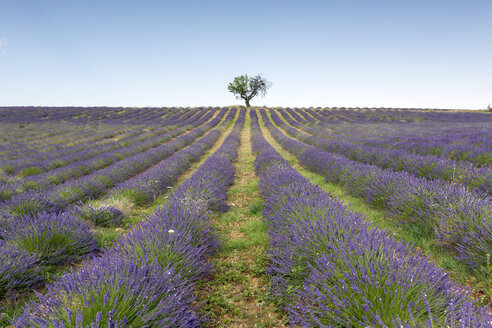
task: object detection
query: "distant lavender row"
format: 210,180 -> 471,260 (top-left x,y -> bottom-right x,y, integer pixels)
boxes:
0,107 -> 212,163
1,125 -> 126,154
333,120 -> 492,147
0,106 -> 229,126
0,106 -> 187,157
171,108 -> 245,213
251,109 -> 492,327
47,108 -> 228,206
261,109 -> 492,275
301,107 -> 492,146
0,108 -> 203,175
301,108 -> 492,166
274,108 -> 492,195
314,107 -> 492,124
0,123 -> 136,161
0,106 -> 173,124
2,126 -> 165,177
346,131 -> 490,168
362,130 -> 492,167
4,109 -> 211,193
0,109 -> 213,202
10,108 -> 245,327
282,106 -> 492,136
0,108 -> 228,215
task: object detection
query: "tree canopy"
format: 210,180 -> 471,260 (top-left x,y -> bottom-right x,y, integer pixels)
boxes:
228,74 -> 271,107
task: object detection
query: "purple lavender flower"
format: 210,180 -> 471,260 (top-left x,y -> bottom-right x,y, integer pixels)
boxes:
12,252 -> 202,327
71,204 -> 124,227
2,212 -> 98,265
0,240 -> 43,300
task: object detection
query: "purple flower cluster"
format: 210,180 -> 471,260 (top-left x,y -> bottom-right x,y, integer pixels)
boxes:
261,109 -> 492,274
0,240 -> 43,300
2,190 -> 65,217
11,109 -> 245,326
250,109 -> 492,327
2,212 -> 98,265
14,253 -> 202,328
71,204 -> 124,227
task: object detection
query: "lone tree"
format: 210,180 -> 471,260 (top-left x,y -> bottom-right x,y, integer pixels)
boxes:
228,74 -> 271,107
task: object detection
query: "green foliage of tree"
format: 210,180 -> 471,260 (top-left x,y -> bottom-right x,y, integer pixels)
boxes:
228,74 -> 271,107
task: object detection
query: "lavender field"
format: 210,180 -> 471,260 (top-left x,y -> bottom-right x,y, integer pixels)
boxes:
0,106 -> 491,327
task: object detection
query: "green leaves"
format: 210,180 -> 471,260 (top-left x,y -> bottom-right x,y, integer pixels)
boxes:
228,75 -> 249,100
228,74 -> 271,106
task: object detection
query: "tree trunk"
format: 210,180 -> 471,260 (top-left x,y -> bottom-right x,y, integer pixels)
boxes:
245,99 -> 251,107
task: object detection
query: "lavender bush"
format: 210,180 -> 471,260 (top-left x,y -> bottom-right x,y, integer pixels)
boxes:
0,240 -> 43,300
13,252 -> 202,327
72,204 -> 124,227
1,190 -> 64,217
2,212 -> 98,265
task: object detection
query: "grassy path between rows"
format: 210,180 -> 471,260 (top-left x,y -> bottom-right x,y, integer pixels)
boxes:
198,113 -> 287,328
258,111 -> 492,306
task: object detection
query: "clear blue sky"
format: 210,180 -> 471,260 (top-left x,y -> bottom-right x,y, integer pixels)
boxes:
1,0 -> 491,109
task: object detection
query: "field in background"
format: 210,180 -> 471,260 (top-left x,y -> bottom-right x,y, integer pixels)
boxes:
0,106 -> 491,327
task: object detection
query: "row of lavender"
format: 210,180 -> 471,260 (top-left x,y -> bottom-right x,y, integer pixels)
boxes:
0,108 -> 226,216
311,107 -> 492,124
0,108 -> 211,198
366,133 -> 492,167
0,123 -> 135,162
0,108 -> 237,306
301,107 -> 492,166
261,109 -> 492,276
274,108 -> 492,195
289,106 -> 490,133
316,110 -> 492,145
285,106 -> 492,168
8,109 -> 245,327
251,109 -> 492,327
302,106 -> 492,174
0,107 -> 202,176
0,106 -> 185,159
330,120 -> 492,151
0,106 -> 182,124
0,107 -> 220,166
